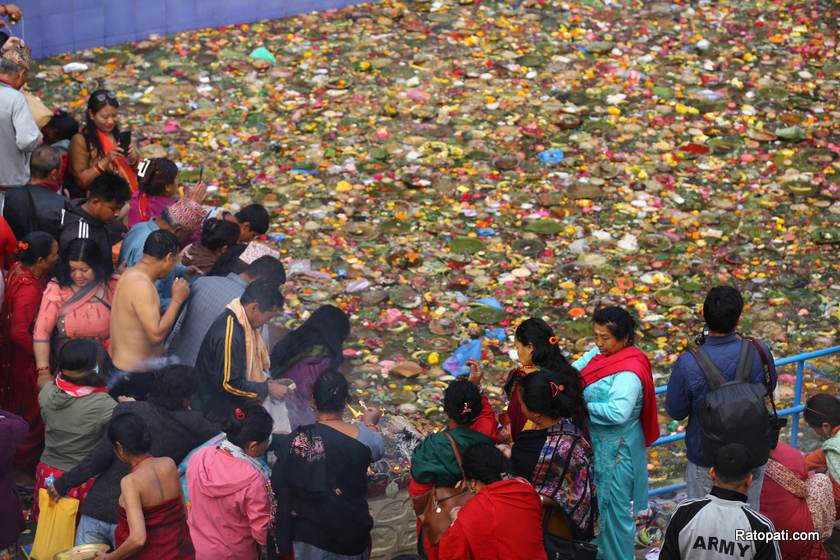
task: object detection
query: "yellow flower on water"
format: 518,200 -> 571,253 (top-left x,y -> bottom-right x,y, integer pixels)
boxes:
674,103 -> 698,115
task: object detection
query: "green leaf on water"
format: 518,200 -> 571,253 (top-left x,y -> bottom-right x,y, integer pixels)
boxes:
524,219 -> 565,235
467,305 -> 506,324
448,237 -> 486,254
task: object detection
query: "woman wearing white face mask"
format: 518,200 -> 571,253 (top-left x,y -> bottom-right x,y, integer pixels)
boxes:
33,339 -> 115,521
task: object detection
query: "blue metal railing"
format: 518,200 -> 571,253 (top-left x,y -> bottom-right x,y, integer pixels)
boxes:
648,345 -> 840,497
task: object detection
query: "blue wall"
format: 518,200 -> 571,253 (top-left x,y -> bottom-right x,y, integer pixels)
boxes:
12,0 -> 363,59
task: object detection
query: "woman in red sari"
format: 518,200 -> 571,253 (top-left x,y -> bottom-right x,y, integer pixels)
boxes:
760,442 -> 833,559
68,89 -> 141,197
502,318 -> 577,443
439,442 -> 547,560
97,413 -> 194,560
0,232 -> 59,482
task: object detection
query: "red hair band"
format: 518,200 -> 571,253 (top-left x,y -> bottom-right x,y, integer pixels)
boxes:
234,407 -> 246,421
17,241 -> 29,251
550,382 -> 565,397
548,336 -> 559,346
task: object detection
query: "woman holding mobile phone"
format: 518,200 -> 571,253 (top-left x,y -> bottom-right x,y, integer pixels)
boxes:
68,89 -> 141,196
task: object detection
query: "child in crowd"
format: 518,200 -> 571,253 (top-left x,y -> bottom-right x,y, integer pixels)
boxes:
660,443 -> 781,559
127,158 -> 179,227
101,413 -> 195,559
42,109 -> 79,154
180,217 -> 241,275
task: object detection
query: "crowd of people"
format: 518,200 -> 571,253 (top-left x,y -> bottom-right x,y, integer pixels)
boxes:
0,6 -> 839,560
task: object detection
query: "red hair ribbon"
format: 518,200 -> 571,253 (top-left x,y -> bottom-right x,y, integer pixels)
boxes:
549,336 -> 559,346
234,408 -> 246,421
17,241 -> 29,251
550,382 -> 565,397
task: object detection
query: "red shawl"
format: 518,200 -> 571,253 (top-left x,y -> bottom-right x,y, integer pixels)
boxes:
97,130 -> 139,193
438,478 -> 547,560
580,346 -> 660,446
55,374 -> 108,397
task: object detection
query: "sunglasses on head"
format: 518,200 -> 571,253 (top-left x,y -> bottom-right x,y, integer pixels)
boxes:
94,91 -> 117,103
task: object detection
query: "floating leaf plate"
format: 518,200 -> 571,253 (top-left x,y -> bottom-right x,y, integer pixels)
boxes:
784,181 -> 819,196
390,286 -> 422,309
448,237 -> 485,254
654,288 -> 686,306
524,219 -> 565,235
639,233 -> 673,251
467,305 -> 506,324
379,219 -> 412,234
512,237 -> 547,257
343,222 -> 378,241
812,228 -> 840,244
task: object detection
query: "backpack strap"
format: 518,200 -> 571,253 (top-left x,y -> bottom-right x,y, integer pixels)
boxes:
688,346 -> 727,390
744,336 -> 780,417
734,338 -> 755,383
744,336 -> 776,391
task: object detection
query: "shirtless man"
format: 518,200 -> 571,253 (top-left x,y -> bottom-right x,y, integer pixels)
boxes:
108,230 -> 189,399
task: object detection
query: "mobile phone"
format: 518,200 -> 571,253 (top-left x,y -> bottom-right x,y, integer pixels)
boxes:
118,130 -> 131,151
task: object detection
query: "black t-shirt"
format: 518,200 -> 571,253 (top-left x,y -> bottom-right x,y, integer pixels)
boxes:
59,200 -> 126,274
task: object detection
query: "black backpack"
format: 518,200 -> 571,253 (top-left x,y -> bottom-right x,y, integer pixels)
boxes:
690,337 -> 784,469
0,186 -> 68,240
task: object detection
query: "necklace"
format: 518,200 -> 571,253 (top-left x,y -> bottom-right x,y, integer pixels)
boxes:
318,415 -> 343,423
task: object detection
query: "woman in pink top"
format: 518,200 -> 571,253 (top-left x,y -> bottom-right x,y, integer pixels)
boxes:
33,239 -> 117,386
186,404 -> 274,560
127,158 -> 208,229
127,158 -> 178,228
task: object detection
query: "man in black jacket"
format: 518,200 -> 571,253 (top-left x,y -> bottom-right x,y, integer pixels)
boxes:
1,145 -> 65,239
194,279 -> 288,421
49,365 -> 219,547
59,171 -> 130,274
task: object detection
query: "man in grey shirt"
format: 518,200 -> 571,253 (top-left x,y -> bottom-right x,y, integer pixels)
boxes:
167,255 -> 286,366
0,39 -> 40,186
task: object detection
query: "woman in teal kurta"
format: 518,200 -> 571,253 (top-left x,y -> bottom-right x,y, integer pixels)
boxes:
573,306 -> 658,560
